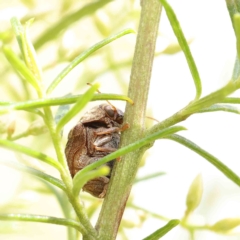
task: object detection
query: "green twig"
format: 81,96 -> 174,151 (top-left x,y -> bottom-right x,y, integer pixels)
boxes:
0,93 -> 133,114
0,214 -> 84,232
0,139 -> 62,171
0,159 -> 65,191
164,134 -> 240,186
47,28 -> 134,94
2,46 -> 41,94
42,106 -> 97,239
34,0 -> 112,49
147,79 -> 240,135
159,0 -> 201,100
95,1 -> 162,239
80,126 -> 186,175
56,83 -> 99,134
196,104 -> 240,115
221,97 -> 240,103
73,166 -> 110,196
143,219 -> 180,240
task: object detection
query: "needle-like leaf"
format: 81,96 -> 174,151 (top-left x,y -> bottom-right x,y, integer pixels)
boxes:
143,219 -> 180,240
164,134 -> 240,186
159,0 -> 201,100
0,159 -> 65,191
80,126 -> 186,175
56,83 -> 99,133
72,166 -> 110,196
0,214 -> 84,233
47,28 -> 135,94
0,139 -> 62,171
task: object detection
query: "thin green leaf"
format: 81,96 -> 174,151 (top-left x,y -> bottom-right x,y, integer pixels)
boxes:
47,28 -> 135,94
225,0 -> 240,26
0,93 -> 133,114
10,17 -> 24,55
11,17 -> 42,80
0,159 -> 65,191
197,104 -> 240,114
143,219 -> 180,240
0,214 -> 84,233
72,166 -> 110,196
2,46 -> 41,93
183,80 -> 240,115
225,1 -> 240,80
21,18 -> 42,81
54,95 -> 72,124
159,0 -> 201,100
134,172 -> 166,184
147,79 -> 240,136
232,57 -> 240,80
56,83 -> 99,133
40,181 -> 78,240
0,139 -> 63,171
80,126 -> 186,175
164,134 -> 240,186
221,97 -> 240,104
34,0 -> 112,50
234,14 -> 240,58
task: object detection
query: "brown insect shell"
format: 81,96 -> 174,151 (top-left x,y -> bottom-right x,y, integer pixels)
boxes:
65,103 -> 124,197
65,122 -> 88,177
65,123 -> 120,177
80,103 -> 124,128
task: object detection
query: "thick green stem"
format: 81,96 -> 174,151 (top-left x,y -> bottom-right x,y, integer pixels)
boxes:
95,1 -> 162,239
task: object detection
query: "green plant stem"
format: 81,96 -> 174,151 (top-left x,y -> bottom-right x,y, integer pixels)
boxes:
34,0 -> 112,50
0,159 -> 65,190
0,93 -> 133,114
47,29 -> 134,94
147,79 -> 240,136
159,0 -> 201,100
95,1 -> 162,239
42,106 -> 97,239
165,134 -> 240,186
0,214 -> 84,232
143,219 -> 180,240
225,0 -> 240,80
0,138 -> 62,170
222,97 -> 240,103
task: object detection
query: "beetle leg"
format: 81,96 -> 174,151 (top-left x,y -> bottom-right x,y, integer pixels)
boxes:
95,127 -> 119,135
94,146 -> 117,152
95,123 -> 130,136
93,136 -> 117,152
94,135 -> 112,146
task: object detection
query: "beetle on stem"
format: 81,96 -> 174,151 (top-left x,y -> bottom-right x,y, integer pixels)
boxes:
65,101 -> 129,198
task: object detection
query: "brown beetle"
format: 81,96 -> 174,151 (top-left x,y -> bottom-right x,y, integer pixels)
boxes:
65,103 -> 128,198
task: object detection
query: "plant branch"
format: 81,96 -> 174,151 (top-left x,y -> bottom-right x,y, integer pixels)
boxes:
0,214 -> 84,232
147,79 -> 240,136
95,0 -> 162,239
42,106 -> 97,239
0,93 -> 133,114
0,159 -> 66,191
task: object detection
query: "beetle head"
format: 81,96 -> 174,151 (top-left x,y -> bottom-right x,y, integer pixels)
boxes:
102,104 -> 123,124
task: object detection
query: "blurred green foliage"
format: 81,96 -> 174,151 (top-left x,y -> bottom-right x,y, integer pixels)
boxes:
1,0 -> 240,239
